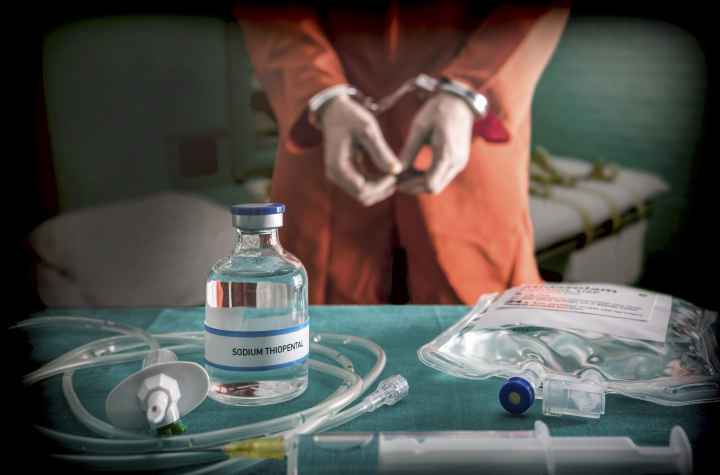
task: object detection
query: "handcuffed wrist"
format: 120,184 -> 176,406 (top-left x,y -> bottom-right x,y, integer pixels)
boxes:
437,77 -> 488,118
308,84 -> 359,127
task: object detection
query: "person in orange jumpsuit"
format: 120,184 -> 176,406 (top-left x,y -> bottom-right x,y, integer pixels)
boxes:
235,2 -> 570,305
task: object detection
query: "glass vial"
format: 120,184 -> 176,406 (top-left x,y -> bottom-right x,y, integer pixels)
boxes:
205,203 -> 309,406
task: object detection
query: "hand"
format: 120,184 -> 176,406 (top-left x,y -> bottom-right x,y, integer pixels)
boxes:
320,95 -> 403,207
398,92 -> 474,194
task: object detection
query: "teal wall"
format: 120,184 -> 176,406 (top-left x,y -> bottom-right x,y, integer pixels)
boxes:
532,17 -> 707,257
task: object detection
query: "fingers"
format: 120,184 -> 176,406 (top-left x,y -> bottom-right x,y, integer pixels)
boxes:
356,175 -> 397,207
397,161 -> 456,195
399,114 -> 432,171
354,118 -> 403,175
322,97 -> 400,205
399,129 -> 470,195
397,106 -> 433,194
323,93 -> 488,204
325,132 -> 396,207
326,97 -> 402,175
325,132 -> 364,193
398,93 -> 475,195
340,161 -> 395,207
424,136 -> 458,194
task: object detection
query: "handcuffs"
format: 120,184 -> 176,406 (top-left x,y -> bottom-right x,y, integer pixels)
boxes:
308,74 -> 489,182
308,74 -> 488,125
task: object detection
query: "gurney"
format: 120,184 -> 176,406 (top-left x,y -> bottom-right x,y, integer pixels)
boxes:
528,147 -> 669,283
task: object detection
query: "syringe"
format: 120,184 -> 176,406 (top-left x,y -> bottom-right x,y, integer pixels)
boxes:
284,421 -> 691,475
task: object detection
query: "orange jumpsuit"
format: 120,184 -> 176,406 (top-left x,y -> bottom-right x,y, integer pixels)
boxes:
235,2 -> 569,305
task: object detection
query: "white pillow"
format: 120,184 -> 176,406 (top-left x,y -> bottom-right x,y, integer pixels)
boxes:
30,191 -> 232,307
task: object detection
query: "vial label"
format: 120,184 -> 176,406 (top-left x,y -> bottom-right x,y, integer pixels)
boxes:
204,321 -> 309,371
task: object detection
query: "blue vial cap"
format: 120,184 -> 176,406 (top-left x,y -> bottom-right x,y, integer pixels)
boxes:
499,377 -> 535,415
231,203 -> 286,215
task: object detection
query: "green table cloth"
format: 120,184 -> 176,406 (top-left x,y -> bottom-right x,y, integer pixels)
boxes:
22,305 -> 717,473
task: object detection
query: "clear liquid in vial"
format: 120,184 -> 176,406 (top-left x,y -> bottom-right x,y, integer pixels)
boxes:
205,244 -> 309,406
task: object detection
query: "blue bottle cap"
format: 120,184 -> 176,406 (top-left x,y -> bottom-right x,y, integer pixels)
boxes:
231,203 -> 285,229
499,377 -> 535,415
231,203 -> 286,215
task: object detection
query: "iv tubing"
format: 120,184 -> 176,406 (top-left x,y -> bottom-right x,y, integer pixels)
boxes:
18,317 -> 389,467
12,315 -> 159,353
37,343 -> 367,452
23,333 -> 204,386
57,357 -> 363,451
311,395 -> 376,433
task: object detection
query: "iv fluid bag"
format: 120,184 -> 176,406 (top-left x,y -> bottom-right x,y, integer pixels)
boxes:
418,284 -> 719,406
